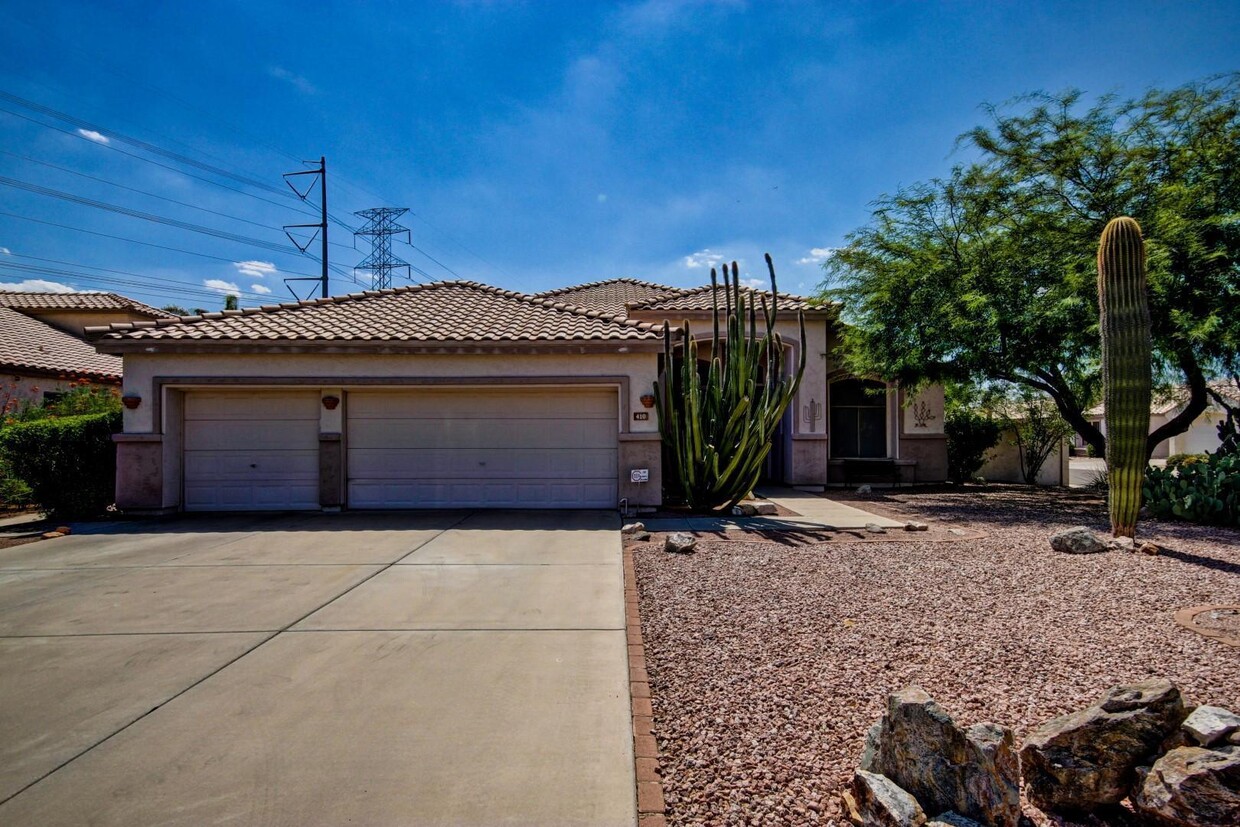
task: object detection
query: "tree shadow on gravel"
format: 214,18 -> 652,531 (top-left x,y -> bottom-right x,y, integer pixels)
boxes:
856,486 -> 1109,528
1154,546 -> 1240,576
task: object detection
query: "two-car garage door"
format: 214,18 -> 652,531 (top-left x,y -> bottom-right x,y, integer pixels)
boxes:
182,387 -> 618,511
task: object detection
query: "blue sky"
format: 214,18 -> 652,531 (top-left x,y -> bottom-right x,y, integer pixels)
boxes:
0,1 -> 1236,310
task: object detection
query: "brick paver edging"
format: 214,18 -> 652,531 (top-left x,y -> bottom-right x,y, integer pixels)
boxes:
624,543 -> 667,827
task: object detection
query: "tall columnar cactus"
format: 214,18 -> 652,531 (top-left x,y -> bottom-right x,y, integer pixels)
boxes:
654,255 -> 806,512
1098,217 -> 1153,538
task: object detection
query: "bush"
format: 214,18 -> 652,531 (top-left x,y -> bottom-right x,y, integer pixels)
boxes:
1166,452 -> 1208,471
945,410 -> 1002,484
0,411 -> 121,518
1143,449 -> 1240,526
3,384 -> 121,427
0,453 -> 33,509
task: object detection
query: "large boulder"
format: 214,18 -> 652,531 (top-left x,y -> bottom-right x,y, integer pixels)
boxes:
1049,526 -> 1109,554
1131,745 -> 1240,827
1020,678 -> 1187,812
842,770 -> 926,827
869,688 -> 1022,827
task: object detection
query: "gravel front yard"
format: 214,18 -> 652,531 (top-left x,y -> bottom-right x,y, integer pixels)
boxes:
632,487 -> 1240,826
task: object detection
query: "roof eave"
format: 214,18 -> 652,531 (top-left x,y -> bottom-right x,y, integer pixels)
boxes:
96,337 -> 664,356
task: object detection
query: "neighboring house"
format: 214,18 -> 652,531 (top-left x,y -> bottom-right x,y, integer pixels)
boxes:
1079,382 -> 1239,458
94,278 -> 949,513
0,292 -> 173,410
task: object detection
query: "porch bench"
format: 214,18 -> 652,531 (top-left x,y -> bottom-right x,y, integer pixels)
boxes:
841,458 -> 901,487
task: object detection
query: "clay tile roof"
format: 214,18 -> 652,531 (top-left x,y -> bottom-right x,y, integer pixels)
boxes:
628,283 -> 832,314
534,278 -> 685,317
0,291 -> 175,318
94,281 -> 662,343
0,307 -> 122,381
1087,381 -> 1240,417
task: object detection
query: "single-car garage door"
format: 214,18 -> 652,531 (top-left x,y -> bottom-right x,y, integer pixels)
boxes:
347,387 -> 618,509
183,390 -> 320,511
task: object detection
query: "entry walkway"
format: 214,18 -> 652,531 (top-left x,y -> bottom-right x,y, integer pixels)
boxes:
0,510 -> 635,826
642,487 -> 904,532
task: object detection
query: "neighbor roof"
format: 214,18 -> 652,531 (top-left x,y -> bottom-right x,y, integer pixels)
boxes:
1086,381 -> 1240,417
0,291 -> 174,318
627,283 -> 832,314
92,281 -> 662,345
534,278 -> 684,316
0,307 -> 123,381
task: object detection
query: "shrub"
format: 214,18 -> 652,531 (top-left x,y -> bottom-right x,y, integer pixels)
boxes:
945,410 -> 1001,483
1143,449 -> 1240,526
3,384 -> 121,427
1165,453 -> 1208,471
0,411 -> 121,518
0,453 -> 33,509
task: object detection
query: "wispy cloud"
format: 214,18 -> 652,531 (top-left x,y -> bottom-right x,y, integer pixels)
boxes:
76,128 -> 110,145
268,66 -> 317,95
0,278 -> 75,293
0,247 -> 10,255
250,283 -> 272,295
204,279 -> 240,293
740,277 -> 764,289
796,247 -> 836,265
683,248 -> 725,269
233,260 -> 278,278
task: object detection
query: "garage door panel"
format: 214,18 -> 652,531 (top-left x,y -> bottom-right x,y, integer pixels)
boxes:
347,389 -> 618,510
183,391 -> 320,512
348,419 -> 616,451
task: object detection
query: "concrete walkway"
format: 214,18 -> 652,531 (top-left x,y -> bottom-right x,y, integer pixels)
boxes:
643,487 -> 904,532
0,510 -> 634,826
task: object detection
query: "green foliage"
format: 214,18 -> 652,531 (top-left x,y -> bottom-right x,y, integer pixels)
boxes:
1144,449 -> 1240,526
0,412 -> 121,518
822,75 -> 1240,460
1098,217 -> 1152,537
224,294 -> 239,311
655,256 -> 806,512
3,384 -> 122,427
944,409 -> 1001,483
1001,392 -> 1074,485
0,453 -> 33,509
1166,453 -> 1208,471
161,304 -> 190,316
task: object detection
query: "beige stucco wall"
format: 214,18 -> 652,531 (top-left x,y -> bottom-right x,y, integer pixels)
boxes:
981,427 -> 1068,486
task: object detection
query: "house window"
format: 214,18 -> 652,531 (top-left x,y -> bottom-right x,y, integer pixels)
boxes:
830,379 -> 887,458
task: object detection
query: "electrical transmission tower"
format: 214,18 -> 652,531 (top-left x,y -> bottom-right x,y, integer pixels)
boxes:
282,156 -> 328,299
354,207 -> 411,290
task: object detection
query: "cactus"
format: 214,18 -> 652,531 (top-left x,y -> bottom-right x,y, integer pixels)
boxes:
1098,217 -> 1152,538
654,255 -> 806,512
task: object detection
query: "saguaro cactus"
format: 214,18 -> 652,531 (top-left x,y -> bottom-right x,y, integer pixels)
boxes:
1098,217 -> 1152,538
654,255 -> 806,512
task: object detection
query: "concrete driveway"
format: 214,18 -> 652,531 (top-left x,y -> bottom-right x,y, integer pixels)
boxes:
0,510 -> 634,826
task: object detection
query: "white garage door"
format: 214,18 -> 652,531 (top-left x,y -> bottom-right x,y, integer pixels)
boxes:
347,388 -> 618,509
183,390 -> 320,511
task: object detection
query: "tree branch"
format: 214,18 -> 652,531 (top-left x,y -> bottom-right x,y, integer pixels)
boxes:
1148,350 -> 1209,456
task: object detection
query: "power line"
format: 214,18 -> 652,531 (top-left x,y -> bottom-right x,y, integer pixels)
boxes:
0,261 -> 275,303
1,252 -> 282,301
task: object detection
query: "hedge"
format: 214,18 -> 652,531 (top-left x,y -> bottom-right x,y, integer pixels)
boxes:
0,411 -> 121,519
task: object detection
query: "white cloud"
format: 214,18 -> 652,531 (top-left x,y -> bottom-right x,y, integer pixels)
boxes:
0,279 -> 75,293
683,248 -> 725,269
0,247 -> 10,255
250,283 -> 272,295
268,66 -> 317,95
203,279 -> 240,293
740,277 -> 764,290
596,193 -> 608,203
76,128 -> 110,145
233,260 -> 277,278
796,247 -> 837,265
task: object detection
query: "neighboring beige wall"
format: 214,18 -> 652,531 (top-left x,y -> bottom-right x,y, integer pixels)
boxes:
981,427 -> 1068,486
1166,411 -> 1224,456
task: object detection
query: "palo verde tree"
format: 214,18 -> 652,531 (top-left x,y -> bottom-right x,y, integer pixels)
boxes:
655,256 -> 806,512
823,75 -> 1240,460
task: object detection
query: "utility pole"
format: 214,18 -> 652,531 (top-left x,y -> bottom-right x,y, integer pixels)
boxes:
282,156 -> 328,299
354,207 -> 411,290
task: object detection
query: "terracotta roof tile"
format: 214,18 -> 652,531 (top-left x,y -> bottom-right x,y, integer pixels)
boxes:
0,291 -> 175,318
628,283 -> 832,314
534,278 -> 685,316
95,281 -> 661,343
0,307 -> 123,381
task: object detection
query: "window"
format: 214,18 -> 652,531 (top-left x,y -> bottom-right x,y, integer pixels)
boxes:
830,379 -> 887,458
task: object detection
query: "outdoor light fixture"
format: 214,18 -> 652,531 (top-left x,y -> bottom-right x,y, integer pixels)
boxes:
639,393 -> 656,408
322,395 -> 340,410
121,394 -> 141,410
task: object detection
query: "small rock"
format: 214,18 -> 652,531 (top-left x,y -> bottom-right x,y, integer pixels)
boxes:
842,770 -> 926,827
751,501 -> 778,516
1182,706 -> 1240,747
926,815 -> 984,827
904,522 -> 929,532
1108,536 -> 1135,552
1020,678 -> 1187,812
1229,730 -> 1240,746
857,484 -> 873,494
865,523 -> 888,535
1130,746 -> 1240,827
620,522 -> 646,535
664,532 -> 697,554
41,531 -> 65,539
1049,526 -> 1109,554
947,528 -> 967,537
53,525 -> 72,535
860,721 -> 883,772
1138,542 -> 1161,555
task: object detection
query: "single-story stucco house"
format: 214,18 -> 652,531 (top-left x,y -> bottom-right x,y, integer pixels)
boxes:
92,278 -> 948,513
0,292 -> 172,410
1079,381 -> 1239,458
